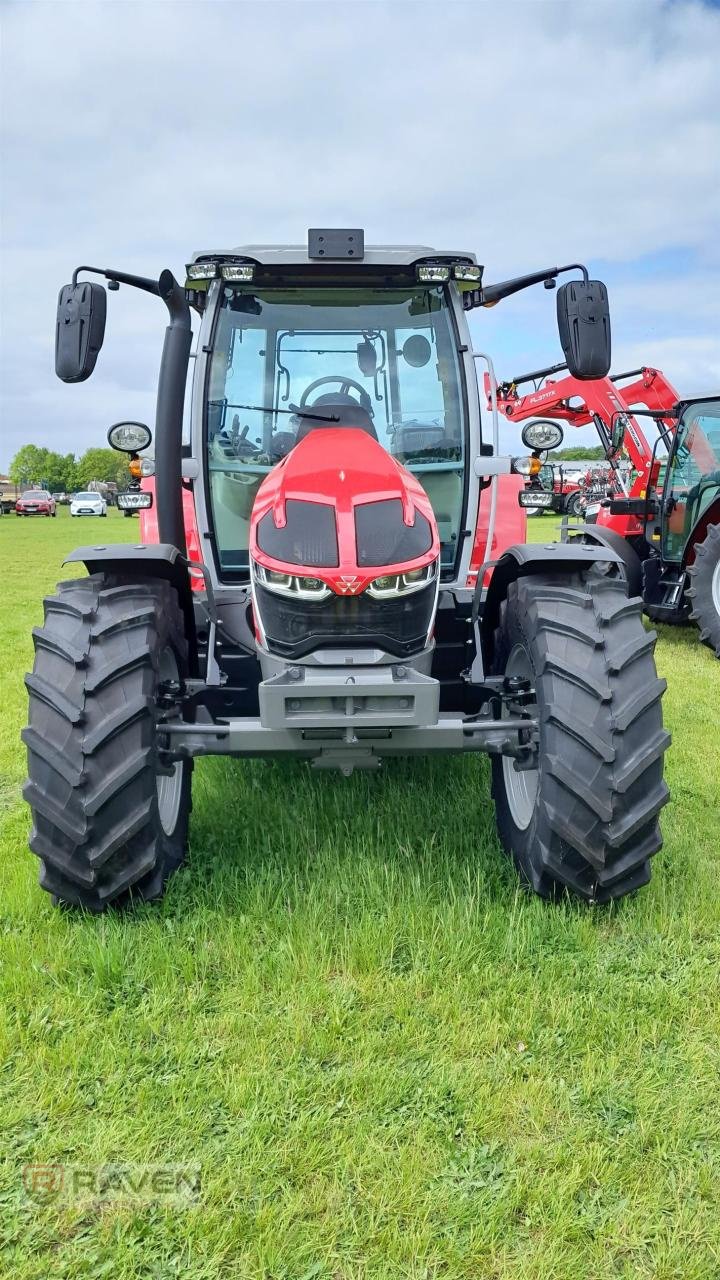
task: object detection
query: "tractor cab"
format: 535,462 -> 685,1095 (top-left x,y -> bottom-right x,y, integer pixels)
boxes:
201,276 -> 468,579
659,398 -> 720,565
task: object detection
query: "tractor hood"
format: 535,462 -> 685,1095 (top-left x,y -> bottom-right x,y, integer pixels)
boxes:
249,427 -> 440,594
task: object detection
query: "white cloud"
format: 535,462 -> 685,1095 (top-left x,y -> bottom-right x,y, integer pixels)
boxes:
1,0 -> 719,465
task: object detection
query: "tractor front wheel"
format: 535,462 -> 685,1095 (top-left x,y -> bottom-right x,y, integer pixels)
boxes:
565,491 -> 583,517
23,575 -> 192,910
491,572 -> 669,902
686,522 -> 720,657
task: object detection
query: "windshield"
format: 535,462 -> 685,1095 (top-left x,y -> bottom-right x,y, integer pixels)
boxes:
22,490 -> 50,499
75,492 -> 100,500
204,286 -> 466,575
662,400 -> 720,562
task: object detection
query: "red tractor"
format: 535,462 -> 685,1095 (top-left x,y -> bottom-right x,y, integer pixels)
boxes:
488,364 -> 720,654
24,237 -> 669,912
529,461 -> 584,517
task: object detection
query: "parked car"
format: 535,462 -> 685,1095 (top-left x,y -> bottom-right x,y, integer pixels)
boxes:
15,489 -> 56,517
70,491 -> 108,517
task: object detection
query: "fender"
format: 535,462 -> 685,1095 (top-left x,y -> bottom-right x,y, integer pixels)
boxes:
64,542 -> 198,672
563,523 -> 643,597
480,542 -> 622,668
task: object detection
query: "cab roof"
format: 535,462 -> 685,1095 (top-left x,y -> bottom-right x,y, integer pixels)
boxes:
189,244 -> 478,268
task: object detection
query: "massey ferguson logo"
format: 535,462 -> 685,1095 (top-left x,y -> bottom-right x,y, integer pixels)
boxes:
337,576 -> 361,594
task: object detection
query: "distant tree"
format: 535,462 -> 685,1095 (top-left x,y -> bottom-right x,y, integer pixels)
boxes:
9,444 -> 50,488
75,448 -> 128,489
9,444 -> 81,492
553,446 -> 607,461
43,451 -> 76,492
61,453 -> 79,493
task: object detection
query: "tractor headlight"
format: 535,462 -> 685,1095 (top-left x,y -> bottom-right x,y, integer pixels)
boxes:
252,561 -> 331,600
117,491 -> 152,510
367,560 -> 438,598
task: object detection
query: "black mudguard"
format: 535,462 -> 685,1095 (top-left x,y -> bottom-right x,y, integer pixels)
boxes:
479,542 -> 622,670
63,542 -> 197,671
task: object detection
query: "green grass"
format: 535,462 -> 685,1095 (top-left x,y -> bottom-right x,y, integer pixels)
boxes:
1,509 -> 719,1279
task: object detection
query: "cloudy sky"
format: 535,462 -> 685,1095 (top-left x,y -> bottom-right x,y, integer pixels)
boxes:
1,0 -> 719,469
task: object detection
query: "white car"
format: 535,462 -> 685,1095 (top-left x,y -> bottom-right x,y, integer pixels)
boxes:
70,491 -> 107,517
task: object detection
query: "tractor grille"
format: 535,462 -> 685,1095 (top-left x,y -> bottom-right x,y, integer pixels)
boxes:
255,580 -> 436,659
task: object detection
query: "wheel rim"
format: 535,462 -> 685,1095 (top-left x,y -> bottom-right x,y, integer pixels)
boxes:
156,648 -> 183,836
501,644 -> 539,831
712,559 -> 720,616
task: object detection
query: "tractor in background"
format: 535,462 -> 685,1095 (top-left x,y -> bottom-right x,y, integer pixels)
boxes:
489,362 -> 720,655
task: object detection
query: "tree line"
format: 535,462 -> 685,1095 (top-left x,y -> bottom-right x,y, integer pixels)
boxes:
551,446 -> 607,461
7,444 -> 130,493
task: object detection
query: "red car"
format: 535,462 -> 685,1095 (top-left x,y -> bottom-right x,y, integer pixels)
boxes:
15,489 -> 56,517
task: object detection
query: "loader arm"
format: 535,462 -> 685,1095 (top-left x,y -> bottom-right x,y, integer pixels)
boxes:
486,365 -> 681,533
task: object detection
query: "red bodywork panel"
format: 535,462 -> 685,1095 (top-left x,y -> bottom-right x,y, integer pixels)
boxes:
467,474 -> 526,589
250,428 -> 440,594
139,479 -> 204,590
140,440 -> 525,598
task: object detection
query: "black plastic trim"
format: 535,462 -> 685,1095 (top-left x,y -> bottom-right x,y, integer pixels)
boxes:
480,543 -> 621,667
63,544 -> 197,673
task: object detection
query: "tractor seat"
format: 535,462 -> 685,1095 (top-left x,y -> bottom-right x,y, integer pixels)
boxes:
269,431 -> 296,460
294,397 -> 378,444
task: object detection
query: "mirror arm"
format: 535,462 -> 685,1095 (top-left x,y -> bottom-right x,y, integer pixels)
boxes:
478,262 -> 589,307
72,264 -> 161,296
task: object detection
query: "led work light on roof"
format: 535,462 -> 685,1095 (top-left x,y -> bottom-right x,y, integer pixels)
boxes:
453,264 -> 482,282
416,264 -> 451,283
186,262 -> 219,281
221,264 -> 255,282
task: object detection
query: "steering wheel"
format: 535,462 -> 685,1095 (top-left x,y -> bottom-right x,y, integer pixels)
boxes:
299,376 -> 372,414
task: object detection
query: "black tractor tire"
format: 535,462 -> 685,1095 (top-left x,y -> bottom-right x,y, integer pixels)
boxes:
686,522 -> 720,657
565,491 -> 583,517
491,571 -> 670,903
23,575 -> 192,911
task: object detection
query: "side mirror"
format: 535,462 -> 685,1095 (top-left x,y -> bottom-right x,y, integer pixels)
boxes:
55,282 -> 107,382
556,278 -> 611,380
402,334 -> 432,368
609,412 -> 627,453
357,340 -> 377,377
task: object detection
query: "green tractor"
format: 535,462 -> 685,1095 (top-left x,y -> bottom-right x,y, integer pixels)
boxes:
612,397 -> 720,655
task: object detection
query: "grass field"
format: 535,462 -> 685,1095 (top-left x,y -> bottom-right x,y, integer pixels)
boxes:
1,508 -> 719,1279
